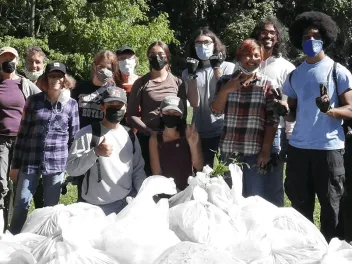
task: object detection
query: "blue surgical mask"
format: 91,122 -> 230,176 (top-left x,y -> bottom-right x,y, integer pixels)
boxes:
195,43 -> 214,61
302,39 -> 323,57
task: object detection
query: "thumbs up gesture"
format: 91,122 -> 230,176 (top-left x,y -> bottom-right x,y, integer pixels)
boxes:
94,136 -> 113,157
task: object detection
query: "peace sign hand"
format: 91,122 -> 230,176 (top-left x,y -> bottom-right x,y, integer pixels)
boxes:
186,123 -> 199,147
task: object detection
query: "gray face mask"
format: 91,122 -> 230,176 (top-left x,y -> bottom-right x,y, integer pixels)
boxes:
96,68 -> 113,83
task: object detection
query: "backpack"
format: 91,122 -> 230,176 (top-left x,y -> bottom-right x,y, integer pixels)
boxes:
84,122 -> 136,195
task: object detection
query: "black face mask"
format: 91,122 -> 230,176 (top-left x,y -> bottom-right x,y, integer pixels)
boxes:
105,107 -> 125,124
149,55 -> 167,71
162,115 -> 181,128
1,61 -> 16,73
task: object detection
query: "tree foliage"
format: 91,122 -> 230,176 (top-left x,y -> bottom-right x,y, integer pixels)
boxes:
0,0 -> 352,79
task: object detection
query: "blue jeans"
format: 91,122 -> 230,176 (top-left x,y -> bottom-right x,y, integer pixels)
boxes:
9,171 -> 64,235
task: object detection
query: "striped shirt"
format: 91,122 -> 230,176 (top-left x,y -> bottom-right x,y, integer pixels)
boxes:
216,72 -> 279,157
12,92 -> 80,175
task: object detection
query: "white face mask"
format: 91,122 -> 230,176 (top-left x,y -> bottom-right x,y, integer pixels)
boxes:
238,63 -> 259,75
24,68 -> 43,81
58,88 -> 71,104
118,58 -> 136,76
195,43 -> 214,61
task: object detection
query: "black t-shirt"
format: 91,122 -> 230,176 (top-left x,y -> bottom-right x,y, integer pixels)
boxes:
71,80 -> 107,129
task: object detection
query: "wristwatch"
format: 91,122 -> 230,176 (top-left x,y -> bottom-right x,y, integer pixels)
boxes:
187,74 -> 198,80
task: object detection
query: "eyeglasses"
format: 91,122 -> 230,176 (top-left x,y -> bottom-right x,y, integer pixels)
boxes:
260,30 -> 277,37
195,41 -> 213,47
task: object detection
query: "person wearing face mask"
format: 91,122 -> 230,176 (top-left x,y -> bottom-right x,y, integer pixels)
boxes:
115,45 -> 139,97
127,41 -> 187,176
149,96 -> 203,191
23,46 -> 48,210
67,86 -> 146,215
8,62 -> 79,234
211,39 -> 280,204
71,50 -> 118,202
0,46 -> 41,232
182,28 -> 235,168
23,46 -> 46,85
283,12 -> 352,242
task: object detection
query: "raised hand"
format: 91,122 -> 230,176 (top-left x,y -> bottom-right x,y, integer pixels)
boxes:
315,84 -> 331,113
186,57 -> 199,78
185,123 -> 199,147
209,52 -> 224,69
271,87 -> 289,116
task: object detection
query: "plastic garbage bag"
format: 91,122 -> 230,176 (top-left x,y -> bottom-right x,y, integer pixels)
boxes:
0,240 -> 31,263
169,200 -> 243,248
320,238 -> 352,264
37,241 -> 119,264
103,176 -> 180,264
21,203 -> 105,237
0,231 -> 45,251
153,241 -> 246,264
0,249 -> 36,264
229,163 -> 243,205
31,231 -> 63,262
270,207 -> 328,250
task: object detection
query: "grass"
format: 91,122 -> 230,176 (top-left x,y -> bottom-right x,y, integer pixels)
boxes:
30,107 -> 322,229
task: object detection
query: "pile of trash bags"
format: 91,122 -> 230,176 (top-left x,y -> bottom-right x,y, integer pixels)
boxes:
1,164 -> 352,264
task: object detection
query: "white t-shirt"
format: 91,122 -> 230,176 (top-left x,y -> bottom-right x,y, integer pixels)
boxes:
259,55 -> 296,129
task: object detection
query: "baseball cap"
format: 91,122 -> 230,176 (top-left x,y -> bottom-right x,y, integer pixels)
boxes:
160,96 -> 184,114
45,62 -> 67,74
102,86 -> 127,105
0,47 -> 19,58
116,45 -> 135,55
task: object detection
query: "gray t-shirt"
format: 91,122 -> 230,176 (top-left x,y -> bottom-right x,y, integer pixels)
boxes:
182,61 -> 235,138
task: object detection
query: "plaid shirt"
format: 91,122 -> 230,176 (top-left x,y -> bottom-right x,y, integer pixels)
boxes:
12,92 -> 80,175
216,73 -> 279,157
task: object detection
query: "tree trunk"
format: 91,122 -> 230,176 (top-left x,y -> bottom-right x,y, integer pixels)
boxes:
29,0 -> 36,37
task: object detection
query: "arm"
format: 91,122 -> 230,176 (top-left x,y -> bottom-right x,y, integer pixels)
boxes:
132,137 -> 146,191
327,90 -> 352,119
211,75 -> 241,114
213,68 -> 222,81
187,79 -> 200,108
66,131 -> 99,176
285,97 -> 297,122
11,98 -> 33,169
127,78 -> 150,134
149,133 -> 162,175
68,100 -> 80,149
189,134 -> 203,171
177,80 -> 188,123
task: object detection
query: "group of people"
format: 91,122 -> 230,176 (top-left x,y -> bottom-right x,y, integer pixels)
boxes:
0,10 -> 351,243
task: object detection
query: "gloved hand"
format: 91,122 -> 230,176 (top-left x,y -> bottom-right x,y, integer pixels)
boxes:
209,52 -> 224,69
186,57 -> 199,79
271,87 -> 289,116
315,84 -> 331,113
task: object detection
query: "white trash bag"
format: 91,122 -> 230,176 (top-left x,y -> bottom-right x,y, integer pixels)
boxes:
21,202 -> 105,237
0,231 -> 46,251
320,238 -> 352,264
0,240 -> 32,263
0,209 -> 4,235
0,249 -> 36,264
103,176 -> 180,264
153,241 -> 246,264
37,241 -> 119,264
169,199 -> 244,248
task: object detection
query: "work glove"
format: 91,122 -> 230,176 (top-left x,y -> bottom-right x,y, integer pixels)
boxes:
271,87 -> 289,116
186,57 -> 199,79
209,52 -> 224,69
315,84 -> 331,113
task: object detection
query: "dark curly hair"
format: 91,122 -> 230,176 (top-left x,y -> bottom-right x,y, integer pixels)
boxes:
250,16 -> 286,57
289,11 -> 339,50
187,27 -> 226,68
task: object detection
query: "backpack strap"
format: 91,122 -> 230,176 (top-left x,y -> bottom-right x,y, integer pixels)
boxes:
333,62 -> 340,106
85,122 -> 102,195
122,126 -> 136,154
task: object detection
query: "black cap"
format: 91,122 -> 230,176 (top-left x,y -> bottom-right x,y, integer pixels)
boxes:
45,62 -> 67,74
102,86 -> 127,105
116,45 -> 135,55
